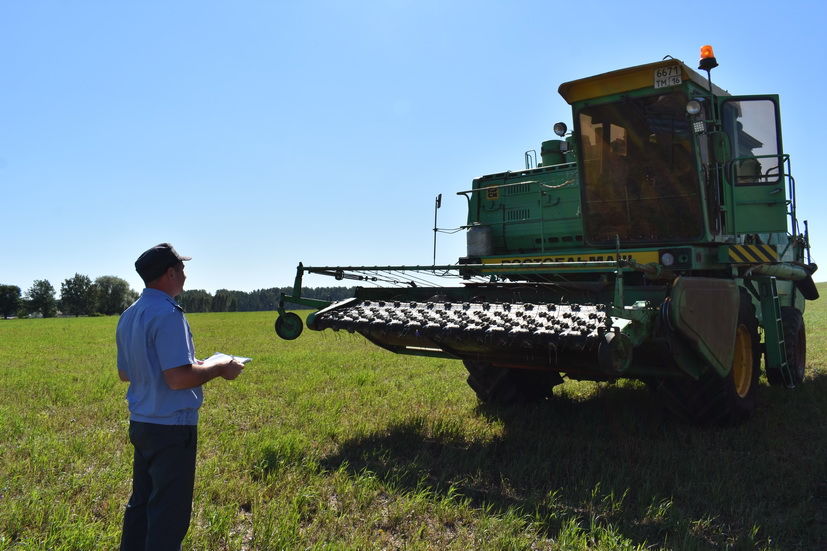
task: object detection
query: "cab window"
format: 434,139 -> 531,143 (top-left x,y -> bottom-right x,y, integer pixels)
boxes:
721,99 -> 781,185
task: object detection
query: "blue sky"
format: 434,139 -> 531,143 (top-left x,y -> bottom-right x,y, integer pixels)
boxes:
3,1 -> 827,295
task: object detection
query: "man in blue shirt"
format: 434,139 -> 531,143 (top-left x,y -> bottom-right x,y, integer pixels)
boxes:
117,243 -> 245,551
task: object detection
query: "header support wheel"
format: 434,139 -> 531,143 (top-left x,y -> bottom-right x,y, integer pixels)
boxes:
276,312 -> 303,340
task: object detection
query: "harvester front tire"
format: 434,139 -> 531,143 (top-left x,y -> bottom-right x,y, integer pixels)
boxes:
657,292 -> 760,425
463,361 -> 557,405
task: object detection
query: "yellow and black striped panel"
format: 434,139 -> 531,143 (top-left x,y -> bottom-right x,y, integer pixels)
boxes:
728,244 -> 778,264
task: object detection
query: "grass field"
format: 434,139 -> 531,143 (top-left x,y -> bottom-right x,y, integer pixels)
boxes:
1,285 -> 826,550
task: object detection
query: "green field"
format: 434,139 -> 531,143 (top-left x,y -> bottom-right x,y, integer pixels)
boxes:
1,286 -> 826,550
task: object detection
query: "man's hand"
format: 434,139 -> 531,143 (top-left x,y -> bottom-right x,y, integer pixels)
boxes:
164,358 -> 246,390
221,358 -> 245,380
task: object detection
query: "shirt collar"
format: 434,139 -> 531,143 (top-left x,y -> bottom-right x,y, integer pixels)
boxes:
142,288 -> 183,310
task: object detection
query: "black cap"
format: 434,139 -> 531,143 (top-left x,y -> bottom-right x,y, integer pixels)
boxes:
135,243 -> 192,283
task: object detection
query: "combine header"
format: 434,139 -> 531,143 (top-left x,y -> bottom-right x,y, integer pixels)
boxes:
275,47 -> 818,424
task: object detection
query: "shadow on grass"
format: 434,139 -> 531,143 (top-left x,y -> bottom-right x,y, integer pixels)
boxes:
315,374 -> 827,550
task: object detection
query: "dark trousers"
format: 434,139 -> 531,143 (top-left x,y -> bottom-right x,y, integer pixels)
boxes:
120,421 -> 198,551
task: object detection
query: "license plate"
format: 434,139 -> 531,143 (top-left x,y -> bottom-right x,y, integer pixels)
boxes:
654,65 -> 682,89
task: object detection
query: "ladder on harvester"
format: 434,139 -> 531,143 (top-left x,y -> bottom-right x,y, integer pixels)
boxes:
755,276 -> 795,388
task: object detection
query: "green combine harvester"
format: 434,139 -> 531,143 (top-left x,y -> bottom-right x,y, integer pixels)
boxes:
275,47 -> 818,424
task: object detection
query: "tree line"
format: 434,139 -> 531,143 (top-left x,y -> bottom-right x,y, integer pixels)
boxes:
177,286 -> 355,313
0,275 -> 139,319
0,275 -> 355,318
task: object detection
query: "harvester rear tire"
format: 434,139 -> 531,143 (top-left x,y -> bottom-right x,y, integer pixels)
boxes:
782,307 -> 806,386
463,361 -> 557,405
657,291 -> 760,425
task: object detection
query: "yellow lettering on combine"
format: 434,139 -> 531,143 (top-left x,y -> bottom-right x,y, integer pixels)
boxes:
481,251 -> 659,271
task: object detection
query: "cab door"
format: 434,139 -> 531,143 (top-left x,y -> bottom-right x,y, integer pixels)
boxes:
720,95 -> 788,233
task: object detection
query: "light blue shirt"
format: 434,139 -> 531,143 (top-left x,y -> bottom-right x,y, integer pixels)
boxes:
116,288 -> 202,425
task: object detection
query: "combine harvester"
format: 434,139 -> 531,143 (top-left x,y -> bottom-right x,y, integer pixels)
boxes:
275,47 -> 818,424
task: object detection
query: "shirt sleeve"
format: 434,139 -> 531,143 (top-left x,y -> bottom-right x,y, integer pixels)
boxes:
154,309 -> 196,371
116,317 -> 126,372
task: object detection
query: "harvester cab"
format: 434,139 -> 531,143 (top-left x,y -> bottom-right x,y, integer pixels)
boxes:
275,47 -> 817,424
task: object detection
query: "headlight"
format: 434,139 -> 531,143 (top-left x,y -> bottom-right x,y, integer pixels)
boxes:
686,100 -> 702,115
553,122 -> 568,137
659,247 -> 692,268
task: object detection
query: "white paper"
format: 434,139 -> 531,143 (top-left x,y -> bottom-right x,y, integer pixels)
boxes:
203,352 -> 252,365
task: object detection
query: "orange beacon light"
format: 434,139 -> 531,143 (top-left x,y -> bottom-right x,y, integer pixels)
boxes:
699,45 -> 718,71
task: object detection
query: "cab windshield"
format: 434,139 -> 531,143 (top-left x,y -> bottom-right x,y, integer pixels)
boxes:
577,92 -> 703,243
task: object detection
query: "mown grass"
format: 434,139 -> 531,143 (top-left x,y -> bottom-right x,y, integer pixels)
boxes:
1,285 -> 826,550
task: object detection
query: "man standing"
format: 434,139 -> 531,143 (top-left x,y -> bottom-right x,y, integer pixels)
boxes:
117,243 -> 245,551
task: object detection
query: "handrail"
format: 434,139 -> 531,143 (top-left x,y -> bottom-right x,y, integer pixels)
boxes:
726,153 -> 788,186
455,172 -> 576,196
456,180 -> 540,196
785,155 -> 798,237
524,149 -> 537,169
725,153 -> 790,233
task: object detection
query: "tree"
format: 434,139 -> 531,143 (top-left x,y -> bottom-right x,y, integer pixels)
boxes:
178,289 -> 212,313
17,298 -> 31,318
211,289 -> 237,312
245,288 -> 281,311
95,276 -> 138,315
27,279 -> 57,318
0,285 -> 21,318
60,273 -> 97,316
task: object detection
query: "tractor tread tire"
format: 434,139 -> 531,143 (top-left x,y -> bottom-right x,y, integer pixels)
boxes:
782,307 -> 806,386
657,290 -> 760,425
